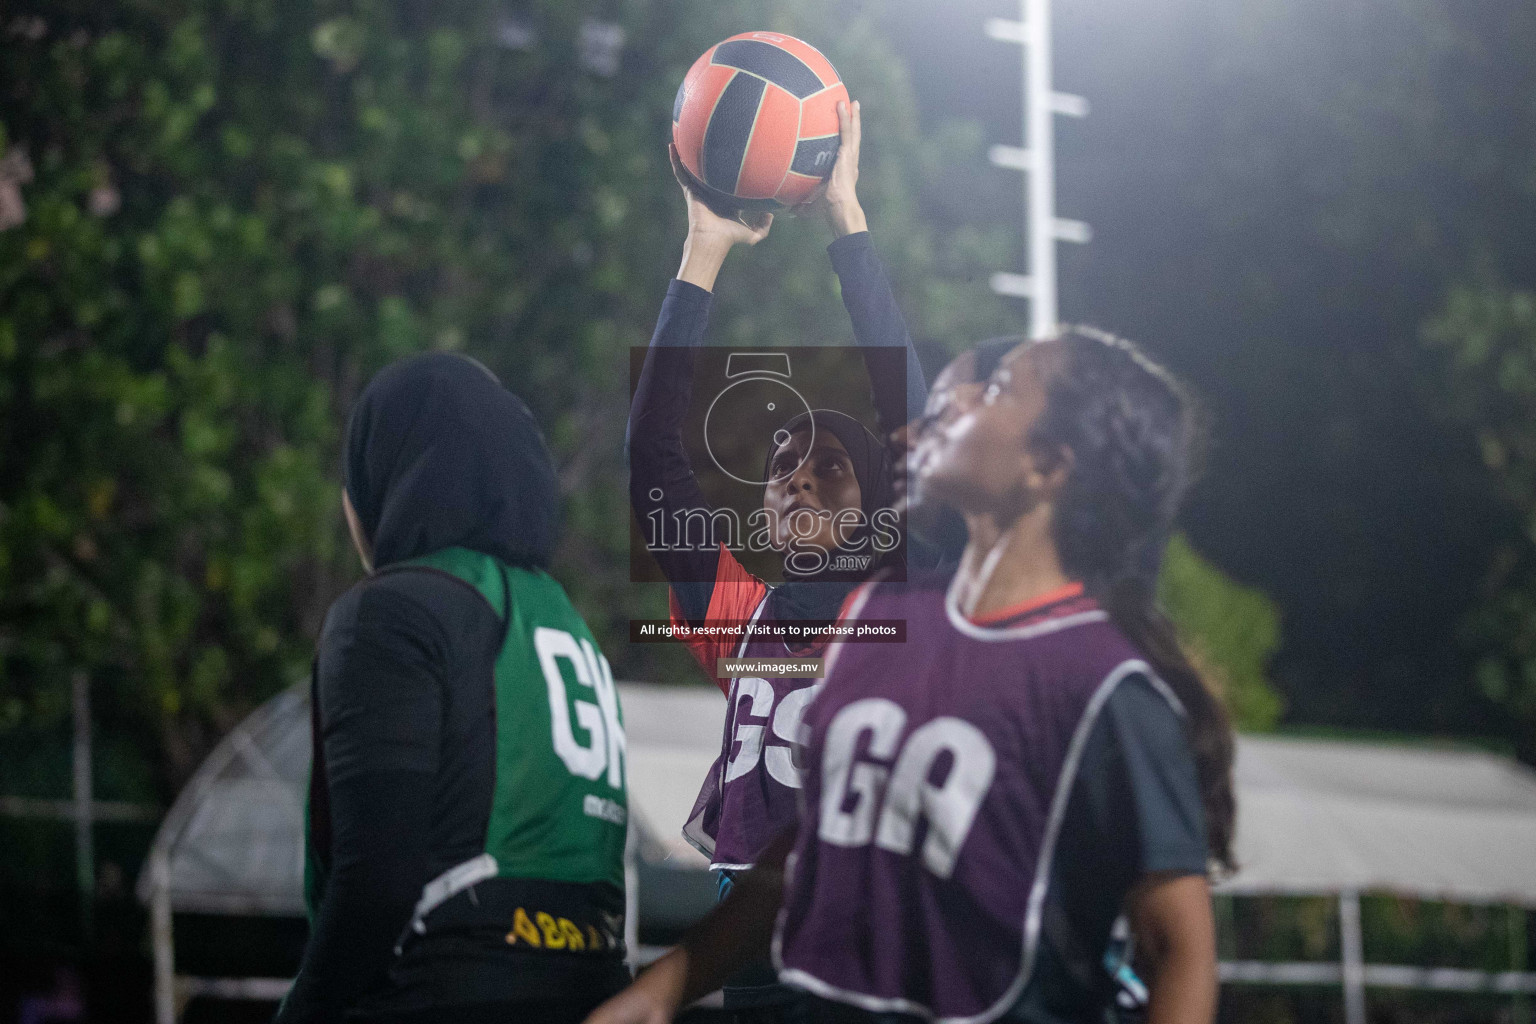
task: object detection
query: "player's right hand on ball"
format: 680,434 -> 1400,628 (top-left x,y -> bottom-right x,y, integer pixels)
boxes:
670,143 -> 773,248
812,99 -> 868,238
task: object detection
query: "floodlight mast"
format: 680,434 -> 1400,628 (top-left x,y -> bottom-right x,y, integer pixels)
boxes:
986,0 -> 1090,339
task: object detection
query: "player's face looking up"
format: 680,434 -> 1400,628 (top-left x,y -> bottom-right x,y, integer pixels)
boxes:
763,428 -> 864,552
893,349 -> 985,512
916,341 -> 1071,520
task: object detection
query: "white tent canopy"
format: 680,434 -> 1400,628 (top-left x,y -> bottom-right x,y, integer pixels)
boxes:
617,683 -> 719,867
1222,735 -> 1536,907
140,681 -> 1536,914
136,687 -> 309,916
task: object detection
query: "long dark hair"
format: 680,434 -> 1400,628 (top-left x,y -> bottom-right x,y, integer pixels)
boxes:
1029,326 -> 1236,872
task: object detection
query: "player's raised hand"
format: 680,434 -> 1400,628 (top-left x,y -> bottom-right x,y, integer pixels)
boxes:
670,144 -> 773,247
671,143 -> 771,291
812,99 -> 868,238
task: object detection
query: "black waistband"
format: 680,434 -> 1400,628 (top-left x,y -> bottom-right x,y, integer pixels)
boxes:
401,877 -> 625,958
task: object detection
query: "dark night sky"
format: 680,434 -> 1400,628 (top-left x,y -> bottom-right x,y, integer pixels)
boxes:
874,0 -> 1534,743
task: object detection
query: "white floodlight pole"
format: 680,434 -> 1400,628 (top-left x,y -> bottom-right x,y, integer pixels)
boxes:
1024,0 -> 1058,336
986,0 -> 1090,339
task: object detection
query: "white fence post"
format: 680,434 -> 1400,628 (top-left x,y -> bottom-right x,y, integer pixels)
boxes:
1339,889 -> 1366,1024
151,849 -> 176,1024
624,815 -> 640,972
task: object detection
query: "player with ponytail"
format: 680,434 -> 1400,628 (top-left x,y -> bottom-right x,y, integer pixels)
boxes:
589,328 -> 1230,1024
1024,326 -> 1235,872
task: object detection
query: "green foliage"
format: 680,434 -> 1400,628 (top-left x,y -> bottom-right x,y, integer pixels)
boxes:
0,0 -> 1013,791
1425,285 -> 1536,745
1160,533 -> 1285,731
1,2 -> 353,783
1026,0 -> 1536,747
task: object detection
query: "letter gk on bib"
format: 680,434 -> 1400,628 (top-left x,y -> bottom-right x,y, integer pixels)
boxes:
403,548 -> 628,890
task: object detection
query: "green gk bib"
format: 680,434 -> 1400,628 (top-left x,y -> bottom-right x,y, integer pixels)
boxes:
306,546 -> 628,920
405,547 -> 628,890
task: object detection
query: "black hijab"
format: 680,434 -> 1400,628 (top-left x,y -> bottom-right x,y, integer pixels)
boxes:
344,352 -> 560,570
766,408 -> 895,526
761,408 -> 896,620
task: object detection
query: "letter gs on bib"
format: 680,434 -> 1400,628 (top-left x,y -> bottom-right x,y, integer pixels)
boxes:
725,679 -> 820,788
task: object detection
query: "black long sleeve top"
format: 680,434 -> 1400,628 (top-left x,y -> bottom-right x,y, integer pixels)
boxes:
275,570 -> 500,1023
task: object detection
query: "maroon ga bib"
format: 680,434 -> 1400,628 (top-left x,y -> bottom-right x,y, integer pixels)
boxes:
774,580 -> 1177,1023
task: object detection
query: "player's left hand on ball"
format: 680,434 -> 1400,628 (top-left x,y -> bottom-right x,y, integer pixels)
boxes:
670,143 -> 774,247
811,99 -> 868,238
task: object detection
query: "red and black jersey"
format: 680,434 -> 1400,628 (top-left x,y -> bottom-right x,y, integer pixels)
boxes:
668,543 -> 770,692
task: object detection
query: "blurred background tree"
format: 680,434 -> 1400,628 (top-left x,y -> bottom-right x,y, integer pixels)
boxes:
1161,534 -> 1285,731
1014,0 -> 1536,757
0,0 -> 1023,807
1425,285 -> 1536,760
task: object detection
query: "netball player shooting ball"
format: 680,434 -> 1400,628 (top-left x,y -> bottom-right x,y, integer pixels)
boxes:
593,329 -> 1234,1024
627,99 -> 926,1020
